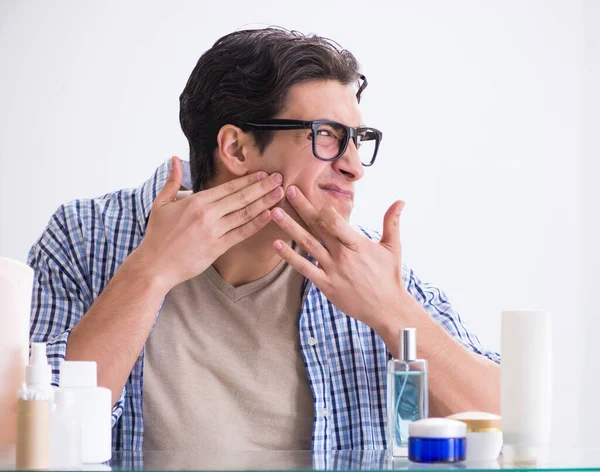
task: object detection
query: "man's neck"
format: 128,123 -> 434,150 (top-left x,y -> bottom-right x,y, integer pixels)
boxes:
212,222 -> 292,287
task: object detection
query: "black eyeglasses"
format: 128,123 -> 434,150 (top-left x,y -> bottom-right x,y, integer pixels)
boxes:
357,74 -> 368,103
243,119 -> 383,167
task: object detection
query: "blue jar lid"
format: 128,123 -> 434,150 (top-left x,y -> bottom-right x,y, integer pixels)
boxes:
409,437 -> 467,463
408,418 -> 467,463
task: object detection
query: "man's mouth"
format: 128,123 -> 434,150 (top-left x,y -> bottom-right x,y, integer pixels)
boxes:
318,184 -> 354,201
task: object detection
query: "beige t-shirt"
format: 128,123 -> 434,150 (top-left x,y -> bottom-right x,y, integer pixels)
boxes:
143,256 -> 314,451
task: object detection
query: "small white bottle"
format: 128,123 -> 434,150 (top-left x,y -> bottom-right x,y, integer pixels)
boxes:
59,361 -> 112,463
16,342 -> 53,470
50,388 -> 81,469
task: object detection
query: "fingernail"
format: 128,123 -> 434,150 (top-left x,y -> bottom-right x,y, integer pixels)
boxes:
286,186 -> 296,198
258,171 -> 268,180
273,173 -> 283,184
272,208 -> 284,221
273,240 -> 283,250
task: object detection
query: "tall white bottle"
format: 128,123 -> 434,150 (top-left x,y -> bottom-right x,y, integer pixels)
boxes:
0,258 -> 33,447
59,361 -> 112,463
501,310 -> 552,464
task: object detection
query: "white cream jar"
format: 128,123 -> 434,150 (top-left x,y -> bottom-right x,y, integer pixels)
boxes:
447,411 -> 503,462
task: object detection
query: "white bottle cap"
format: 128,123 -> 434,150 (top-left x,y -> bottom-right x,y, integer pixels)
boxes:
60,361 -> 98,388
26,342 -> 52,386
54,387 -> 75,408
409,418 -> 467,438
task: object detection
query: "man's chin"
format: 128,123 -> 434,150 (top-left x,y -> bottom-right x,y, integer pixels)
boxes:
328,201 -> 353,221
310,197 -> 353,222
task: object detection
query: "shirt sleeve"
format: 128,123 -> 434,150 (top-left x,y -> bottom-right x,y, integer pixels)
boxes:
27,204 -> 127,426
405,265 -> 500,364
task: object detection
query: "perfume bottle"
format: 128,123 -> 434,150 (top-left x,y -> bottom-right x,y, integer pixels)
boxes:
387,328 -> 428,457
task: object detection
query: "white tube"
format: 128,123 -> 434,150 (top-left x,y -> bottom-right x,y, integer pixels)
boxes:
501,310 -> 552,464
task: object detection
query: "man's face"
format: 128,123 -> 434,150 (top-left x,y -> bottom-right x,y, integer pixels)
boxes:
245,80 -> 366,224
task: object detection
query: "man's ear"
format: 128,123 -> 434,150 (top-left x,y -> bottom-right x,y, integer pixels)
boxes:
215,124 -> 253,177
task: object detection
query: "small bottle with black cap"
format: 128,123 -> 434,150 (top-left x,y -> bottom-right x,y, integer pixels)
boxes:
387,327 -> 428,457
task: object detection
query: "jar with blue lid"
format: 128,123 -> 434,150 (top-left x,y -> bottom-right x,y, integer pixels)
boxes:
408,418 -> 467,463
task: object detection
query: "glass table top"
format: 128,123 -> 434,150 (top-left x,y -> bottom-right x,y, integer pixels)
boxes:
2,447 -> 600,470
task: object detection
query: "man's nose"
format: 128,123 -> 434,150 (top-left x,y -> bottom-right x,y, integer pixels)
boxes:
332,140 -> 364,181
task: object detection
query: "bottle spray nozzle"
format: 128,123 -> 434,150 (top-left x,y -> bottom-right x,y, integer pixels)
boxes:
399,328 -> 417,362
25,342 -> 52,387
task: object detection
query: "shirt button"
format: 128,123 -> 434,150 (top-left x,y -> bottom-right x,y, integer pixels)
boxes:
321,407 -> 328,417
308,337 -> 317,346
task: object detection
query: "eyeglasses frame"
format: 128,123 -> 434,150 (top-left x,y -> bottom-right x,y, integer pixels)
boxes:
242,118 -> 382,167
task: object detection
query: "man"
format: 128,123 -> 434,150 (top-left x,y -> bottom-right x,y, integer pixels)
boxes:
28,28 -> 500,452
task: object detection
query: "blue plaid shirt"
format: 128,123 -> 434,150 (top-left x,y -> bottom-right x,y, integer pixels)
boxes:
28,159 -> 499,451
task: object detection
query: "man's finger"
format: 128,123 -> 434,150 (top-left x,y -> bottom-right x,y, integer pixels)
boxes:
380,200 -> 405,250
271,208 -> 332,268
217,172 -> 283,217
273,239 -> 327,286
220,185 -> 285,234
320,207 -> 361,249
156,156 -> 183,206
203,171 -> 270,203
220,209 -> 272,249
285,186 -> 334,243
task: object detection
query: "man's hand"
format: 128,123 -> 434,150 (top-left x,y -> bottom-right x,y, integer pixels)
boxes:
134,156 -> 284,293
271,186 -> 502,417
270,185 -> 413,333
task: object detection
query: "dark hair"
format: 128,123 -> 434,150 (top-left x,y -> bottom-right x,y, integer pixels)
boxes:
179,27 -> 363,192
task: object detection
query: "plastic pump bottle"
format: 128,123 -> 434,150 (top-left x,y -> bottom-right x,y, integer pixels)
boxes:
16,342 -> 53,470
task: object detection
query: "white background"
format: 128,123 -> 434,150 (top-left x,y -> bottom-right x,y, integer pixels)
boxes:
0,0 -> 597,447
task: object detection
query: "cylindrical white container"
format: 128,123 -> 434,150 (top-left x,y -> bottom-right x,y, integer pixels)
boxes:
447,411 -> 503,463
50,388 -> 81,469
59,361 -> 112,463
501,310 -> 552,464
0,258 -> 33,447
